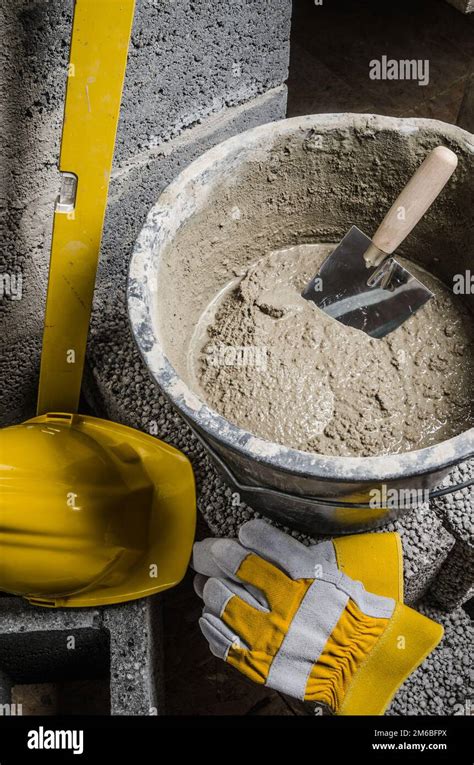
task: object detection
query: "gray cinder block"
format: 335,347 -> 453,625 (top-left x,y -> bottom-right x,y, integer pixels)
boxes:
0,596 -> 163,716
103,599 -> 164,716
432,540 -> 474,610
429,461 -> 474,609
116,0 -> 292,162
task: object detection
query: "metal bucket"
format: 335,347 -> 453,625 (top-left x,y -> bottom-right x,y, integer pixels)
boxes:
128,114 -> 474,534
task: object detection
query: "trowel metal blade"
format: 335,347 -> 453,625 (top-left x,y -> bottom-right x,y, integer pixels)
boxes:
302,226 -> 434,338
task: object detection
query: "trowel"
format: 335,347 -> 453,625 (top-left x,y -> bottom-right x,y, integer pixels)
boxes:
0,0 -> 196,607
302,146 -> 458,337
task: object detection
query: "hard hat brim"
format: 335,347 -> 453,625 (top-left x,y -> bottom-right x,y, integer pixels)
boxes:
24,414 -> 196,608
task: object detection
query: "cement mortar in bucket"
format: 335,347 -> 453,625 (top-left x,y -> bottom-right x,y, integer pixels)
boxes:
128,114 -> 474,534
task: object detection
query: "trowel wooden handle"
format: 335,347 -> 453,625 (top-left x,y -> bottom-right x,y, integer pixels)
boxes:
365,146 -> 458,267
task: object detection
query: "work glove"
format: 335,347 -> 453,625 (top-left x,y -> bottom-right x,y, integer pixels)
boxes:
192,520 -> 443,715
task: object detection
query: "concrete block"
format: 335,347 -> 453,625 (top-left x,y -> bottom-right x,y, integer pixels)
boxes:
432,540 -> 474,610
103,599 -> 164,716
117,0 -> 292,161
434,460 -> 474,542
429,461 -> 474,609
0,596 -> 164,716
385,507 -> 455,605
0,0 -> 68,312
0,598 -> 106,698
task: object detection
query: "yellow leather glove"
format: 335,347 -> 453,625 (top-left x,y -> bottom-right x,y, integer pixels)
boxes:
193,520 -> 443,715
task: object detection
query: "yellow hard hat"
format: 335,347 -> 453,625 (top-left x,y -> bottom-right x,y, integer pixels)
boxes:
0,412 -> 196,607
